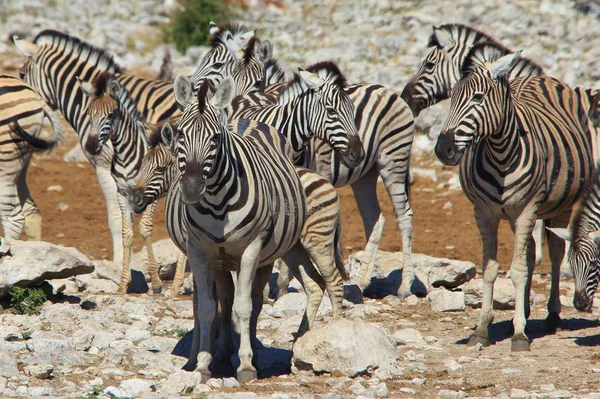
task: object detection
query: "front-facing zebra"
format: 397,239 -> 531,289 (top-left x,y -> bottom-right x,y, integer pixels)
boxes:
174,76 -> 307,382
435,42 -> 597,351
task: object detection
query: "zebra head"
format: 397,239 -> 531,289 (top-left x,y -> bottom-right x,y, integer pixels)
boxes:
190,22 -> 258,94
435,45 -> 522,166
131,121 -> 178,213
290,62 -> 364,168
78,72 -> 122,155
549,227 -> 600,312
230,37 -> 273,96
174,74 -> 235,206
13,36 -> 55,107
401,26 -> 458,117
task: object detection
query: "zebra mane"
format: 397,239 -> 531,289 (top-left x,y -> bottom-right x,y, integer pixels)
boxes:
305,61 -> 348,90
197,79 -> 215,116
144,119 -> 179,148
33,29 -> 122,74
264,57 -> 286,86
571,163 -> 600,241
241,36 -> 260,65
460,41 -> 544,78
209,22 -> 251,47
91,71 -> 143,123
428,23 -> 492,49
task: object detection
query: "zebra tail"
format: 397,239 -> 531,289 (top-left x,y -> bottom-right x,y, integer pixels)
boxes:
334,219 -> 349,281
10,102 -> 64,152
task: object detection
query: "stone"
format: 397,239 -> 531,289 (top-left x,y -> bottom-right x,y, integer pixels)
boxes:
404,295 -> 420,306
0,240 -> 94,298
411,378 -> 426,385
119,378 -> 155,397
393,328 -> 427,348
63,144 -> 88,163
511,388 -> 531,399
103,386 -> 133,399
131,239 -> 183,281
461,278 -> 534,310
292,319 -> 399,377
273,292 -> 306,316
428,289 -> 465,312
0,351 -> 19,377
444,358 -> 462,371
348,250 -> 475,298
158,370 -> 203,395
438,389 -> 468,399
25,333 -> 87,366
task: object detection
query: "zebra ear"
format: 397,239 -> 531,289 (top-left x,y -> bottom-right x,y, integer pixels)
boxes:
211,77 -> 236,109
547,227 -> 572,242
76,77 -> 95,97
589,230 -> 600,244
137,121 -> 152,147
433,28 -> 453,50
257,40 -> 273,64
13,36 -> 39,57
488,51 -> 522,80
209,21 -> 220,36
161,122 -> 174,148
108,80 -> 122,100
174,74 -> 194,108
298,69 -> 325,90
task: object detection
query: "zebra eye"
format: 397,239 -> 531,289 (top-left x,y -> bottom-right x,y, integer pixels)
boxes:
213,62 -> 224,69
425,61 -> 435,69
472,93 -> 484,104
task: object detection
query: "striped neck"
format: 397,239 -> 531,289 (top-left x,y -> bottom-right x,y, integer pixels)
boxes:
273,91 -> 318,157
109,108 -> 147,184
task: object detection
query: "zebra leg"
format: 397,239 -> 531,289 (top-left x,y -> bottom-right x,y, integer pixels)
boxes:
17,167 -> 42,241
233,237 -> 262,383
251,264 -> 272,348
533,219 -> 544,265
468,208 -> 500,347
544,213 -> 571,332
95,166 -> 124,265
509,211 -> 538,352
378,159 -> 413,299
213,269 -> 235,367
139,202 -> 162,294
117,194 -> 134,294
171,251 -> 187,296
0,181 -> 25,241
275,258 -> 291,299
282,244 -> 327,339
352,167 -> 385,290
186,243 -> 215,380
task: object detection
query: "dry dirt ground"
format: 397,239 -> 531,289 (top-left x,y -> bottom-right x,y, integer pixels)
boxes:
16,124 -> 600,397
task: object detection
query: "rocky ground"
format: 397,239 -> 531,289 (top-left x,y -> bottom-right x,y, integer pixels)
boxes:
2,0 -> 600,398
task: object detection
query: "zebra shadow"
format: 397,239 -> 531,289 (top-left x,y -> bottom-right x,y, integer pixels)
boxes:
172,329 -> 293,378
363,269 -> 428,299
456,317 -> 600,345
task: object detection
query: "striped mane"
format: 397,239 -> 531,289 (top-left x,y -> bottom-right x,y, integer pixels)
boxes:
264,57 -> 286,86
571,164 -> 600,241
144,119 -> 179,148
91,71 -> 143,123
33,29 -> 122,74
209,22 -> 250,47
305,61 -> 348,90
460,41 -> 544,78
428,23 -> 493,49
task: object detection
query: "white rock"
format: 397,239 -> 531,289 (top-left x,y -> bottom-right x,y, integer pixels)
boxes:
292,319 -> 399,377
103,386 -> 133,399
404,295 -> 420,306
273,292 -> 306,316
393,328 -> 427,348
119,379 -> 154,397
411,378 -> 426,385
461,278 -> 534,310
438,389 -> 468,399
46,185 -> 63,192
428,289 -> 465,312
159,370 -> 203,395
511,388 -> 531,399
541,384 -> 557,392
222,377 -> 240,388
444,358 -> 462,371
131,239 -> 183,281
63,144 -> 88,163
0,240 -> 94,298
23,364 -> 54,379
57,202 -> 69,211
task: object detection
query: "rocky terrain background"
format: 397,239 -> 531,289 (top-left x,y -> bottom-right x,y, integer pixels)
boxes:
1,0 -> 600,398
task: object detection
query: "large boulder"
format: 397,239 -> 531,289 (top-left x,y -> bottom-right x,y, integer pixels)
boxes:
0,240 -> 94,298
348,250 -> 476,298
460,278 -> 534,310
131,239 -> 183,281
292,319 -> 399,377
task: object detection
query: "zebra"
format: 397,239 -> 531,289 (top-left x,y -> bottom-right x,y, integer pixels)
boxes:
434,42 -> 597,351
400,23 -> 552,266
130,115 -> 348,353
0,73 -> 63,241
226,38 -> 417,299
12,24 -> 255,267
76,71 -> 162,294
547,95 -> 600,312
173,75 -> 308,382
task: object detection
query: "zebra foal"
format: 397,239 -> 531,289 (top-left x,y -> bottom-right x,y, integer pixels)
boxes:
0,74 -> 63,241
434,42 -> 597,351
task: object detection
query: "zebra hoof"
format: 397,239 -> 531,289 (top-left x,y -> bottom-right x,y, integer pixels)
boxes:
545,313 -> 561,332
152,286 -> 162,295
181,360 -> 197,372
236,369 -> 258,383
467,334 -> 490,347
511,336 -> 530,352
200,371 -> 211,383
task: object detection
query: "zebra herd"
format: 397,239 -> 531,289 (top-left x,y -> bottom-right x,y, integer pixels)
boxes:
2,21 -> 600,380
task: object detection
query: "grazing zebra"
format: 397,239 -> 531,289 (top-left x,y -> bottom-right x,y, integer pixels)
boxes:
434,42 -> 597,351
131,116 -> 347,347
173,75 -> 307,382
547,95 -> 600,312
12,24 -> 253,266
77,71 -> 162,294
400,23 -> 553,266
0,74 -> 63,241
228,39 -> 417,298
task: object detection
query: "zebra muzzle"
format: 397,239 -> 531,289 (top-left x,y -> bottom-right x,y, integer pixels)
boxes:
434,129 -> 463,166
573,291 -> 593,312
85,135 -> 103,155
130,189 -> 148,214
181,172 -> 206,206
340,136 -> 365,169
